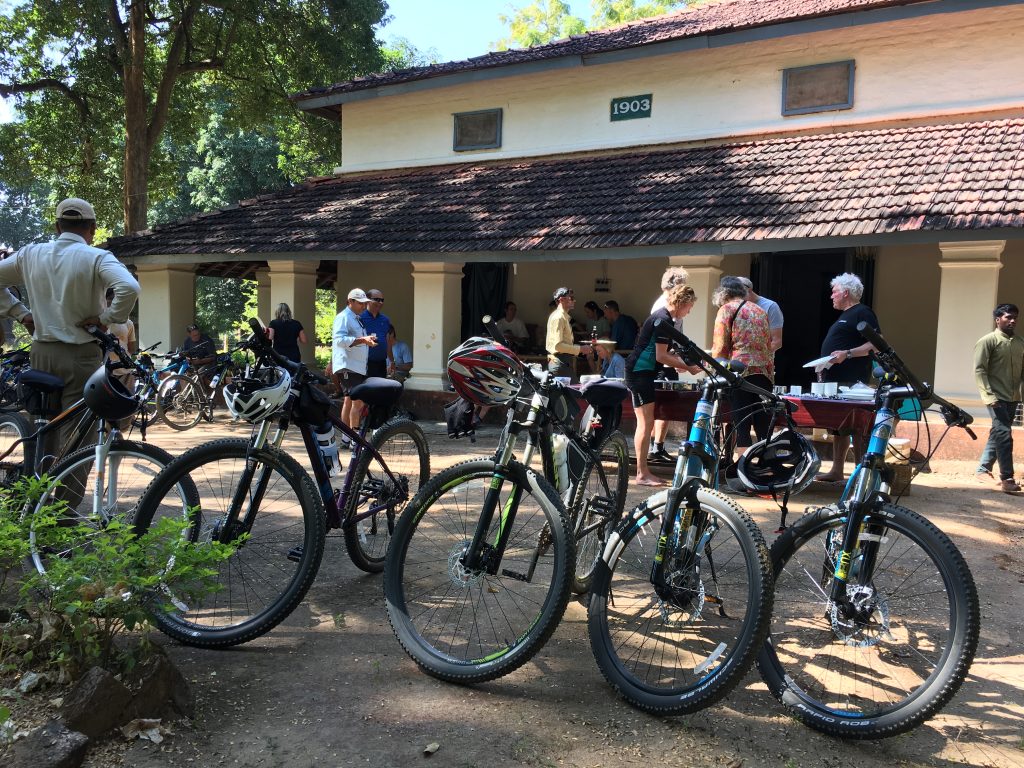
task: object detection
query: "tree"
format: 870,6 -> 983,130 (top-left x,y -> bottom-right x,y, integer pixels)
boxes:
0,181 -> 50,250
497,0 -> 692,49
0,1 -> 387,234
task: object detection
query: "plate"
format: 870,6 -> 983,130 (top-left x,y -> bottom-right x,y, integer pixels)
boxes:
802,355 -> 834,369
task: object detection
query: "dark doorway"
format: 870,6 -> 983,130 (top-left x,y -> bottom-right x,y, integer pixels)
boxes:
461,263 -> 509,340
754,249 -> 875,388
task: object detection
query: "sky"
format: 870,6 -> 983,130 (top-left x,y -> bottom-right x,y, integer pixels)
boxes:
0,1 -> 589,123
378,0 -> 590,62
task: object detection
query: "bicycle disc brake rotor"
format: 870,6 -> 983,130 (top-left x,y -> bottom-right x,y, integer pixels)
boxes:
658,565 -> 706,626
829,583 -> 892,647
448,541 -> 486,588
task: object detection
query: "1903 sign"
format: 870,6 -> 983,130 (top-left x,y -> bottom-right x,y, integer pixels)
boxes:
610,94 -> 652,121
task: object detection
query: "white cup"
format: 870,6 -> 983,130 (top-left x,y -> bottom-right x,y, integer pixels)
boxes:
789,385 -> 803,396
825,382 -> 839,396
811,382 -> 826,396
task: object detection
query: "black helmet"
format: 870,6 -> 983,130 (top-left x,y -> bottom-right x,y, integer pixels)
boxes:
736,429 -> 820,496
83,364 -> 138,421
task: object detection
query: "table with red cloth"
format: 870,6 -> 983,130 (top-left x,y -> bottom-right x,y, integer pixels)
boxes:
651,390 -> 876,443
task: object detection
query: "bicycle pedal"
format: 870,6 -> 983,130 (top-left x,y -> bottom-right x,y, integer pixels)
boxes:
287,544 -> 304,562
500,569 -> 529,582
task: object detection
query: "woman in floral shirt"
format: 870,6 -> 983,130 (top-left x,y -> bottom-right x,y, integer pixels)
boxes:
712,276 -> 774,453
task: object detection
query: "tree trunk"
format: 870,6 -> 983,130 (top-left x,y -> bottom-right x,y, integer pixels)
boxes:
122,1 -> 149,234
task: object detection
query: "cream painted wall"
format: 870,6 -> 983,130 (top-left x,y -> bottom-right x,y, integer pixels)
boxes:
338,6 -> 1024,172
873,244 -> 941,384
997,239 -> 1024,308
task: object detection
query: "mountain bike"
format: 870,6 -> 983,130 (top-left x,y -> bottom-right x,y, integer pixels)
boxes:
757,321 -> 980,738
130,318 -> 430,648
129,345 -> 187,429
0,328 -> 199,578
156,350 -> 238,430
587,319 -> 774,715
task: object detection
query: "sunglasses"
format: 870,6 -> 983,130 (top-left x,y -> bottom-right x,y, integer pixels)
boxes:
368,296 -> 384,303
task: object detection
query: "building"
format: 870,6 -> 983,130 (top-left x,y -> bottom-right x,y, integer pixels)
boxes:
108,0 -> 1024,406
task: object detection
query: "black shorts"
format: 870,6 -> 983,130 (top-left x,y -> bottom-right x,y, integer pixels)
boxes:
366,359 -> 388,379
625,370 -> 657,408
336,369 -> 366,395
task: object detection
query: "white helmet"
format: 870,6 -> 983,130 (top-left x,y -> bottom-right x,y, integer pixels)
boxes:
224,367 -> 292,423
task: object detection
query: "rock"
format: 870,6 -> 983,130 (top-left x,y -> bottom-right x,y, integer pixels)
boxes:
3,719 -> 89,768
17,671 -> 49,694
122,646 -> 194,721
59,667 -> 132,739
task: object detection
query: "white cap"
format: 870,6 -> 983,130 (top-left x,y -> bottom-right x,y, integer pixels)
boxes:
56,198 -> 96,221
347,288 -> 369,302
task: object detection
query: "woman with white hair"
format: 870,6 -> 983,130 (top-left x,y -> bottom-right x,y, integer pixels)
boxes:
816,272 -> 880,482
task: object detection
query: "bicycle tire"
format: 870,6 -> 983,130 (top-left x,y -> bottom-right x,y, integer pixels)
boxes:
567,429 -> 629,594
132,438 -> 327,648
26,440 -> 200,578
0,411 -> 31,484
757,502 -> 980,738
156,374 -> 203,431
588,486 -> 773,715
385,458 -> 573,683
342,418 -> 430,574
132,378 -> 160,429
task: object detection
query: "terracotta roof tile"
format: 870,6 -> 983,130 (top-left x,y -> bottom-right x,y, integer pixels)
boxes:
107,118 -> 1024,259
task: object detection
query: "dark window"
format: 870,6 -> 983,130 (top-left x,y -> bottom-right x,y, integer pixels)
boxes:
782,60 -> 854,116
453,109 -> 502,151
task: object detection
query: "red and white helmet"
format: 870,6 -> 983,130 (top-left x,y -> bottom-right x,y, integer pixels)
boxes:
447,337 -> 524,406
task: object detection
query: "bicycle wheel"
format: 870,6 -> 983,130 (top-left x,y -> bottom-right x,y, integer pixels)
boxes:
0,411 -> 31,484
385,458 -> 573,683
156,374 -> 203,431
567,430 -> 629,594
26,440 -> 199,578
588,486 -> 773,714
132,438 -> 326,648
343,419 -> 430,573
757,502 -> 979,738
132,378 -> 159,429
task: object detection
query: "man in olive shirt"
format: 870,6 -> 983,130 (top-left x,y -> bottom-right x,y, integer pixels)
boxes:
975,303 -> 1024,494
546,287 -> 590,382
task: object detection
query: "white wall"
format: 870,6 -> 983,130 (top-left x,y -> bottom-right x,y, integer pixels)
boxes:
338,6 -> 1024,173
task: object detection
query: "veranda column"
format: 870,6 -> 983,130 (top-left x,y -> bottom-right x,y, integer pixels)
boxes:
254,267 -> 271,324
669,254 -> 723,349
407,261 -> 464,391
268,260 -> 319,365
934,241 -> 1005,405
135,264 -> 196,351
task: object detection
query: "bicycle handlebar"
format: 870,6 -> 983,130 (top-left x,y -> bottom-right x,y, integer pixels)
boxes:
245,317 -> 329,385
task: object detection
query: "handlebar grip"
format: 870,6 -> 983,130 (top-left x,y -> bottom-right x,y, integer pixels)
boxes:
481,314 -> 501,341
856,321 -> 891,354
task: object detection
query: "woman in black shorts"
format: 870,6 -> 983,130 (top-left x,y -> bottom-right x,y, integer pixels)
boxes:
626,284 -> 702,486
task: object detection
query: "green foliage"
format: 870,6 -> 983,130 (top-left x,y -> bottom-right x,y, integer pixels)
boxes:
23,500 -> 236,674
379,37 -> 442,71
194,277 -> 257,341
497,0 -> 692,49
315,288 -> 338,347
0,181 -> 51,250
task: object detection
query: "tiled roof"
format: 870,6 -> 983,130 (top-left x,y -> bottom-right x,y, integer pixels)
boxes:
293,0 -> 927,102
106,118 -> 1024,259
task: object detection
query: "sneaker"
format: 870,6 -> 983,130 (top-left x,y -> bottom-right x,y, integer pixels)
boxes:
975,469 -> 995,484
1000,478 -> 1022,494
647,449 -> 674,465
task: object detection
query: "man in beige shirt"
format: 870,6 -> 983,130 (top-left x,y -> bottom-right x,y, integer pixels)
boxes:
546,287 -> 590,382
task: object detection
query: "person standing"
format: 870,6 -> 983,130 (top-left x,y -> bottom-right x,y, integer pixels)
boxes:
333,288 -> 378,430
648,266 -> 690,464
268,302 -> 307,364
360,289 -> 390,379
736,276 -> 783,353
546,287 -> 590,382
603,300 -> 638,351
0,197 -> 139,415
627,284 -> 701,486
974,303 -> 1023,494
816,273 -> 880,482
583,301 -> 610,338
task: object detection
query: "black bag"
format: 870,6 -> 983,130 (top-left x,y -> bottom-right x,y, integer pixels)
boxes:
298,382 -> 332,425
444,397 -> 476,441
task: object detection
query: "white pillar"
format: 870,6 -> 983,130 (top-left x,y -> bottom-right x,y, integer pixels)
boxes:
934,241 -> 1005,403
255,267 -> 271,325
135,264 -> 195,352
669,254 -> 724,349
268,260 -> 319,365
407,261 -> 465,391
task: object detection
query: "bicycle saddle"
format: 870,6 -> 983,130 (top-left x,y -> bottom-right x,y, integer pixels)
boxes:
348,377 -> 403,407
19,368 -> 65,394
580,379 -> 628,407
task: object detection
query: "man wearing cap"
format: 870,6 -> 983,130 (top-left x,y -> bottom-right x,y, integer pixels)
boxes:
332,288 -> 378,430
546,287 -> 590,382
360,289 -> 391,379
0,198 -> 139,421
182,324 -> 216,366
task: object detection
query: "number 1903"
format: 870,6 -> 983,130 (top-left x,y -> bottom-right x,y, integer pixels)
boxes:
610,94 -> 652,121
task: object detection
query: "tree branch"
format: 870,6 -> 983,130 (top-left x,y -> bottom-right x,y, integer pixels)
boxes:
107,0 -> 128,65
0,79 -> 90,120
146,0 -> 203,153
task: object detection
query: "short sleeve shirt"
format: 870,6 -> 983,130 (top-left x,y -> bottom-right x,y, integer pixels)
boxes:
712,300 -> 774,380
821,303 -> 880,384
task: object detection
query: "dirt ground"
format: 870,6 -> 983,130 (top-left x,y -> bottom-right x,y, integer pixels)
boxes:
7,417 -> 1024,767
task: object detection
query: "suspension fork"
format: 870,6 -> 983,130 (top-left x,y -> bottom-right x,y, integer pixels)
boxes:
216,419 -> 281,542
649,474 -> 704,592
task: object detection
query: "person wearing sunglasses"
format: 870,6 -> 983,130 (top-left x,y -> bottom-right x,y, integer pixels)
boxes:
360,289 -> 391,379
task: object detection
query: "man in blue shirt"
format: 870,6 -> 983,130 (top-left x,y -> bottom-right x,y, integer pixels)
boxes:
360,288 -> 391,379
603,300 -> 638,351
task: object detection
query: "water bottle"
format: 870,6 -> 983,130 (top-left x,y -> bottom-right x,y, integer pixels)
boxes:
315,421 -> 339,477
551,433 -> 570,493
